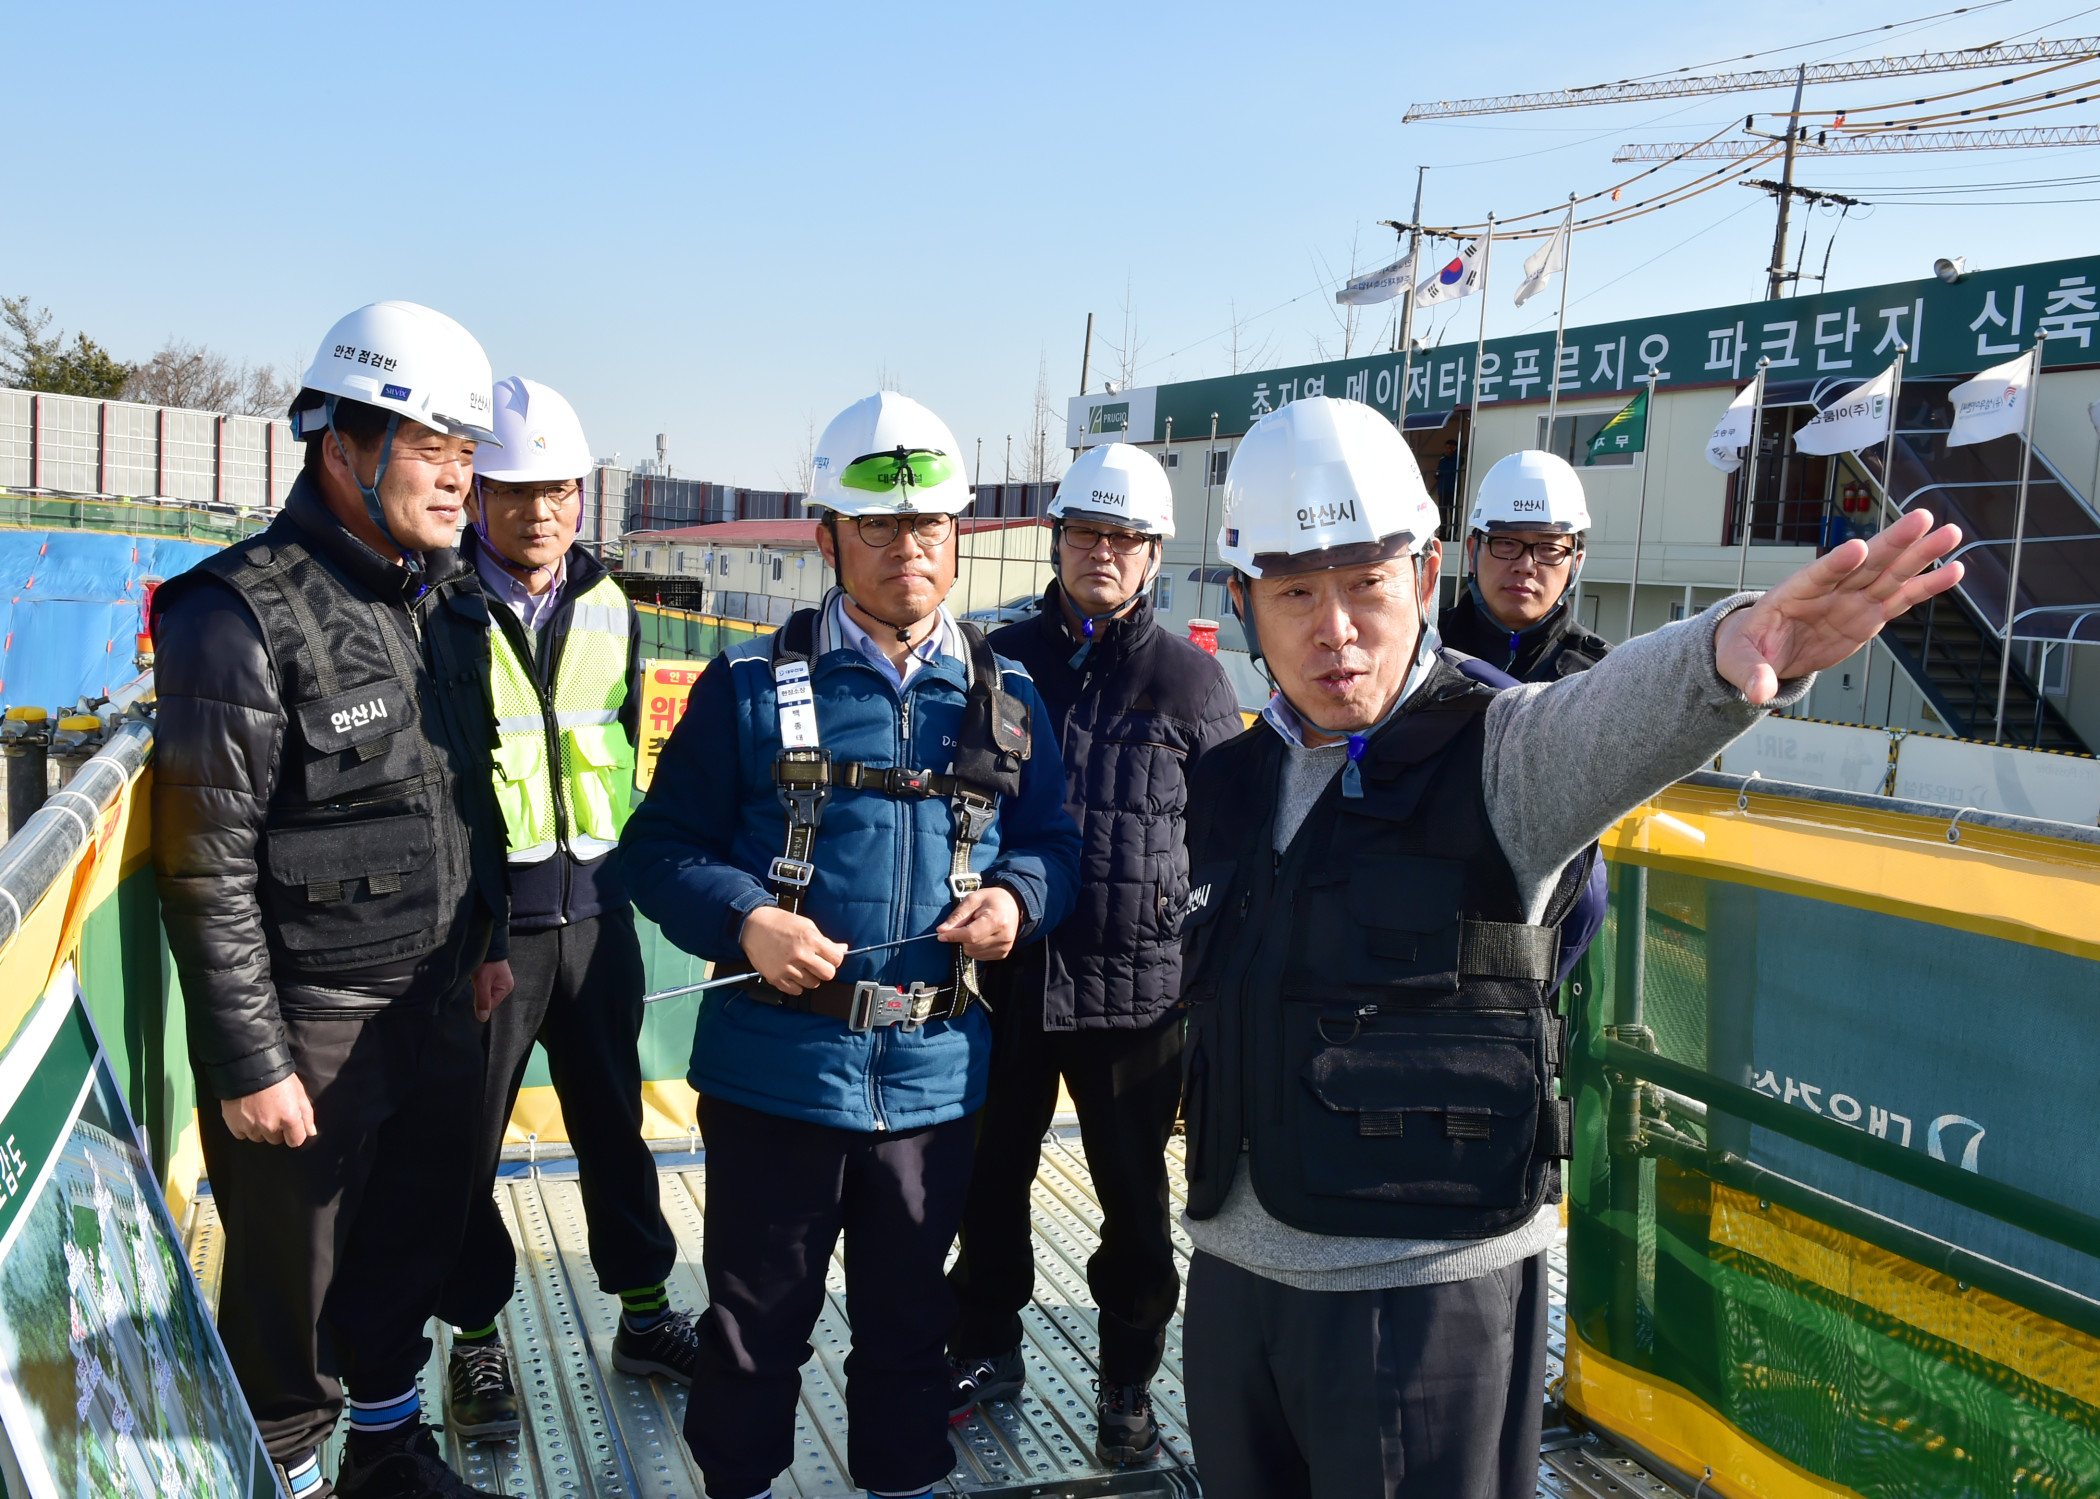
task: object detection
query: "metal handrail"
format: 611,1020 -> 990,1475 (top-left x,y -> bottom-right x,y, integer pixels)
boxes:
0,717 -> 153,956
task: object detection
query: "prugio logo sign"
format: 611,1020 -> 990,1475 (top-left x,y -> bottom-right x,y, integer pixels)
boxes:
1087,402 -> 1130,435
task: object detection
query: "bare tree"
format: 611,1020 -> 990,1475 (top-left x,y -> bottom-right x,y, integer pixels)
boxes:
877,362 -> 903,393
779,412 -> 818,496
124,338 -> 297,415
1101,278 -> 1146,390
1226,298 -> 1276,376
1312,230 -> 1367,363
1023,350 -> 1064,484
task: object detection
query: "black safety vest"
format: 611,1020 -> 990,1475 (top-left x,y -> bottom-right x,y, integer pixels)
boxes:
1179,652 -> 1591,1240
187,509 -> 497,975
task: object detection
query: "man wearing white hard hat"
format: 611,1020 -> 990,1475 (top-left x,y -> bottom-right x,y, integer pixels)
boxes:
1439,450 -> 1612,683
431,377 -> 689,1440
1175,396 -> 1965,1497
618,392 -> 1081,1499
151,302 -> 517,1499
945,442 -> 1241,1464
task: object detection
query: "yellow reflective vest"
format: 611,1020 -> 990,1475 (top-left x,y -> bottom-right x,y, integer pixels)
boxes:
487,571 -> 636,864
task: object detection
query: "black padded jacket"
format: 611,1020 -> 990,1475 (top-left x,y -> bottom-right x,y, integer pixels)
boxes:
150,478 -> 510,1101
1439,585 -> 1611,684
985,583 -> 1244,1031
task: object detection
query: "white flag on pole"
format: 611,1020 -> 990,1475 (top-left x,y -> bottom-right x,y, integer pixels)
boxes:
1415,240 -> 1485,308
1706,380 -> 1760,472
1794,362 -> 1897,456
1336,252 -> 1417,307
1512,220 -> 1567,308
1947,351 -> 2038,448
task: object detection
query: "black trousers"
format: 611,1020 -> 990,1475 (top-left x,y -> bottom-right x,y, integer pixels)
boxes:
198,992 -> 485,1463
436,908 -> 675,1331
685,1094 -> 976,1499
947,1013 -> 1185,1384
1183,1249 -> 1550,1499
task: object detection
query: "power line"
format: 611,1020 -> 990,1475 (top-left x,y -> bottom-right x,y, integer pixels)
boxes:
1404,34 -> 2100,119
1593,2 -> 2009,88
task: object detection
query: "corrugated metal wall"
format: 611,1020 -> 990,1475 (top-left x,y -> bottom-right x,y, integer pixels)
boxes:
0,389 -> 297,508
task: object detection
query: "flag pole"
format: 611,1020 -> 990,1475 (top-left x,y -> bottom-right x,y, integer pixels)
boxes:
1456,213 -> 1495,600
1196,411 -> 1220,622
1624,365 -> 1660,641
1859,342 -> 1906,726
1735,359 -> 1771,593
1992,334 -> 2047,743
1543,196 -> 1576,453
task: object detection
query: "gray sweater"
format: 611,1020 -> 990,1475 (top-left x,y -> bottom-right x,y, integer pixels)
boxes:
1181,595 -> 1810,1291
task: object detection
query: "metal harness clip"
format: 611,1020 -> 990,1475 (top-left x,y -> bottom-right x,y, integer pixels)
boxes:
768,856 -> 816,888
948,871 -> 983,899
849,980 -> 944,1032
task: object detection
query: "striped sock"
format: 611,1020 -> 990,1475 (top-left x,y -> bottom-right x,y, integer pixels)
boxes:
282,1452 -> 325,1496
619,1283 -> 670,1333
452,1321 -> 500,1345
345,1387 -> 420,1434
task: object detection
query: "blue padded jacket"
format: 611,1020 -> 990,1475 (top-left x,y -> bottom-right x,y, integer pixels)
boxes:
616,615 -> 1081,1133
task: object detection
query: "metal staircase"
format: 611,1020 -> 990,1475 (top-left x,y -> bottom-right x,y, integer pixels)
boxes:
1856,375 -> 2099,753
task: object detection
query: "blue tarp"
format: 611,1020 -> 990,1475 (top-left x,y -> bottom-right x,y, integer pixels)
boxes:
0,532 -> 220,711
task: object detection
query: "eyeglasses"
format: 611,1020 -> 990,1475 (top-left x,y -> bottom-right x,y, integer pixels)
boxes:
847,513 -> 955,547
1482,535 -> 1577,566
839,447 -> 960,495
480,479 -> 580,509
1060,523 -> 1152,556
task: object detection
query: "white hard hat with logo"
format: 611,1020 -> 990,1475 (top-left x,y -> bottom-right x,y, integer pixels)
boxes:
1469,450 -> 1592,535
1047,443 -> 1176,538
289,301 -> 500,446
808,392 -> 974,517
1215,396 -> 1440,578
475,377 -> 592,483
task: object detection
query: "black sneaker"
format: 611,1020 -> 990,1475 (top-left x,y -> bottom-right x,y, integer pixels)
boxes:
947,1346 -> 1025,1423
611,1309 -> 700,1385
336,1422 -> 499,1499
445,1337 -> 521,1440
1095,1383 -> 1160,1466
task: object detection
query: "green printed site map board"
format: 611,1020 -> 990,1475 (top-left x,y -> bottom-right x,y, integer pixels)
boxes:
0,969 -> 274,1499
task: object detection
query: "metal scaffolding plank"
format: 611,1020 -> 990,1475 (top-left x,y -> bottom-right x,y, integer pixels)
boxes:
183,1133 -> 1671,1499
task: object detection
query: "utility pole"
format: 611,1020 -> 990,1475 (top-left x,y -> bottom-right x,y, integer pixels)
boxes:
1383,167 -> 1427,426
1765,64 -> 1807,300
1073,312 -> 1094,460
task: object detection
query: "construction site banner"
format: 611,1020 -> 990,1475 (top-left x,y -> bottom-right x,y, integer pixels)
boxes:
0,969 -> 274,1498
1563,776 -> 2100,1497
1070,253 -> 2100,444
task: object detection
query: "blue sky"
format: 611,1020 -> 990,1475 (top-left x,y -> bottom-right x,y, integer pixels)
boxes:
10,1 -> 2099,487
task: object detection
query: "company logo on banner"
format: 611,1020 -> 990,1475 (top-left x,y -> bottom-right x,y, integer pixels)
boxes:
1066,386 -> 1158,449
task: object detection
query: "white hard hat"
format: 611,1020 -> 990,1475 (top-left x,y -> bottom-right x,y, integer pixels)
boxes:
1048,443 -> 1175,538
1216,397 -> 1440,578
1470,450 -> 1592,534
808,393 -> 973,516
289,301 -> 499,446
475,378 -> 592,483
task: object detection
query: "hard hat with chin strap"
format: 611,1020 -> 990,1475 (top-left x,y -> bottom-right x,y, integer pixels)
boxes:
475,377 -> 592,484
1469,449 -> 1592,535
288,300 -> 499,565
808,392 -> 974,517
1216,396 -> 1440,578
1048,443 -> 1176,538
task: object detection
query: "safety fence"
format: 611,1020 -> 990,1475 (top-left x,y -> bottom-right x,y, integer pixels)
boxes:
0,389 -> 297,509
1718,714 -> 2100,826
633,601 -> 771,663
1563,771 -> 2100,1497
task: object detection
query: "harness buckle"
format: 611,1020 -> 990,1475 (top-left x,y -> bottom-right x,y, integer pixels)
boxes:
768,857 -> 816,889
948,871 -> 983,899
849,980 -> 945,1032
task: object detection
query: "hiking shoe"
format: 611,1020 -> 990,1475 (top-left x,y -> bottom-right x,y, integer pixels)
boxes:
444,1337 -> 521,1440
948,1345 -> 1025,1423
336,1422 -> 499,1498
1095,1383 -> 1160,1466
611,1309 -> 700,1385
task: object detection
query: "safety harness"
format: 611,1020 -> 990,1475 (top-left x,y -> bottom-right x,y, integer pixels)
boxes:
746,604 -> 1031,1031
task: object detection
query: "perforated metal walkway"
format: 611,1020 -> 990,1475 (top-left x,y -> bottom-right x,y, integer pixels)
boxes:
185,1133 -> 1680,1498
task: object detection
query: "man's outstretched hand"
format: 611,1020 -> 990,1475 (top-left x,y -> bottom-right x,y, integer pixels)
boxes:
1715,509 -> 1965,706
